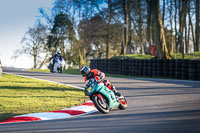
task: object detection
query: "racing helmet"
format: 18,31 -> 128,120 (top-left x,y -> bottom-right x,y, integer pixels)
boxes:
80,65 -> 90,77
56,51 -> 61,56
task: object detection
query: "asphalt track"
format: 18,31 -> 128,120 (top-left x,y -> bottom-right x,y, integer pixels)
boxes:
0,67 -> 200,133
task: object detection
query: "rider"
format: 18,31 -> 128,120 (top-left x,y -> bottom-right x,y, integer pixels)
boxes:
51,51 -> 62,72
80,65 -> 122,97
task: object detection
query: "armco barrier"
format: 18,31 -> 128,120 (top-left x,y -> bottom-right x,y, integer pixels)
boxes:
90,59 -> 200,81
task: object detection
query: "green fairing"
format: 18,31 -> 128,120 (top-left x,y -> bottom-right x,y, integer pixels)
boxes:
86,81 -> 120,109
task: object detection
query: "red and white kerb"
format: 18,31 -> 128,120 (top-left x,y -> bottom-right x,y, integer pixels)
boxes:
0,101 -> 97,124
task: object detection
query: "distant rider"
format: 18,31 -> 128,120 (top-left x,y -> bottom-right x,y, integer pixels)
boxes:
50,51 -> 62,72
80,65 -> 122,97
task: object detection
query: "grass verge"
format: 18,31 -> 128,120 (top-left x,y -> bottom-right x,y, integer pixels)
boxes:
28,69 -> 50,73
29,68 -> 81,75
112,52 -> 200,59
112,54 -> 155,59
63,69 -> 80,75
0,74 -> 87,122
171,52 -> 200,59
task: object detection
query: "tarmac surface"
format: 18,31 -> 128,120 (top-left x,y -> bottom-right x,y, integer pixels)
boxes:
0,67 -> 200,133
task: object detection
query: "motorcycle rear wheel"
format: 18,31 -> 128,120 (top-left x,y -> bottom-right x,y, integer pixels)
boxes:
118,98 -> 128,110
92,94 -> 110,114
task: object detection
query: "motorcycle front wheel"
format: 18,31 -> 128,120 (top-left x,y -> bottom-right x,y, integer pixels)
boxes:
57,66 -> 62,73
92,94 -> 110,114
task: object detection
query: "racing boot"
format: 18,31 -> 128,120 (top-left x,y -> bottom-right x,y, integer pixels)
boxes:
51,62 -> 55,72
103,79 -> 122,97
112,86 -> 122,98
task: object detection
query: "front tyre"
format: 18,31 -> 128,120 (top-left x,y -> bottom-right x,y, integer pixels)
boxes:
57,66 -> 62,73
59,66 -> 62,73
92,94 -> 110,114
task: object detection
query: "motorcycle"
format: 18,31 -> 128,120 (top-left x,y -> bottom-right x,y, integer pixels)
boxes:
49,57 -> 65,73
84,79 -> 128,113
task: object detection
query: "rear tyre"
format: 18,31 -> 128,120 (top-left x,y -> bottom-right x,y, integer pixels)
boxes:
92,94 -> 110,114
118,98 -> 128,110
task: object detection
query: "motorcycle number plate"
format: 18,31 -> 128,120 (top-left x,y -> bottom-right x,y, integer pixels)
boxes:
87,87 -> 91,93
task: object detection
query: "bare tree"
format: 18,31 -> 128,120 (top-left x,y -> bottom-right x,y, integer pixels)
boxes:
151,0 -> 169,59
122,0 -> 129,54
137,0 -> 145,54
146,0 -> 152,47
105,0 -> 113,58
174,0 -> 178,53
166,0 -> 175,53
162,0 -> 166,26
14,22 -> 48,69
188,3 -> 195,51
195,0 -> 199,51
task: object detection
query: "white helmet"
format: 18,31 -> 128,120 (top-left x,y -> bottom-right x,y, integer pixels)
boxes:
56,51 -> 61,55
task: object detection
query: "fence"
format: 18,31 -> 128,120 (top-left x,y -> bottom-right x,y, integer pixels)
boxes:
90,59 -> 200,81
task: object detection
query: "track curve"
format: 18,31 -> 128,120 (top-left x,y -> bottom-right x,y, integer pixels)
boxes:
1,67 -> 200,133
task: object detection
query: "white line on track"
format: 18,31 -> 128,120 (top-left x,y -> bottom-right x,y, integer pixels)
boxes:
3,72 -> 85,90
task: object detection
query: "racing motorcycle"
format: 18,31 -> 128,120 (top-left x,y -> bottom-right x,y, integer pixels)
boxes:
85,79 -> 128,113
49,57 -> 65,73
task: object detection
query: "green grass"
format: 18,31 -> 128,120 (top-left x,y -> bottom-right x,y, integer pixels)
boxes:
112,52 -> 200,60
63,69 -> 80,75
29,68 -> 81,75
0,74 -> 87,122
112,54 -> 155,59
29,69 -> 50,73
171,52 -> 200,59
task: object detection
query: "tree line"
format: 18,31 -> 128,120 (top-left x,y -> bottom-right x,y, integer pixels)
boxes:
15,0 -> 200,69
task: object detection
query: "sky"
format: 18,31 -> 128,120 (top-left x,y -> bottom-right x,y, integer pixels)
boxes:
0,0 -> 54,69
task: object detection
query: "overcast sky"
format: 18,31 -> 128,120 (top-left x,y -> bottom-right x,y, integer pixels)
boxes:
0,0 -> 54,68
